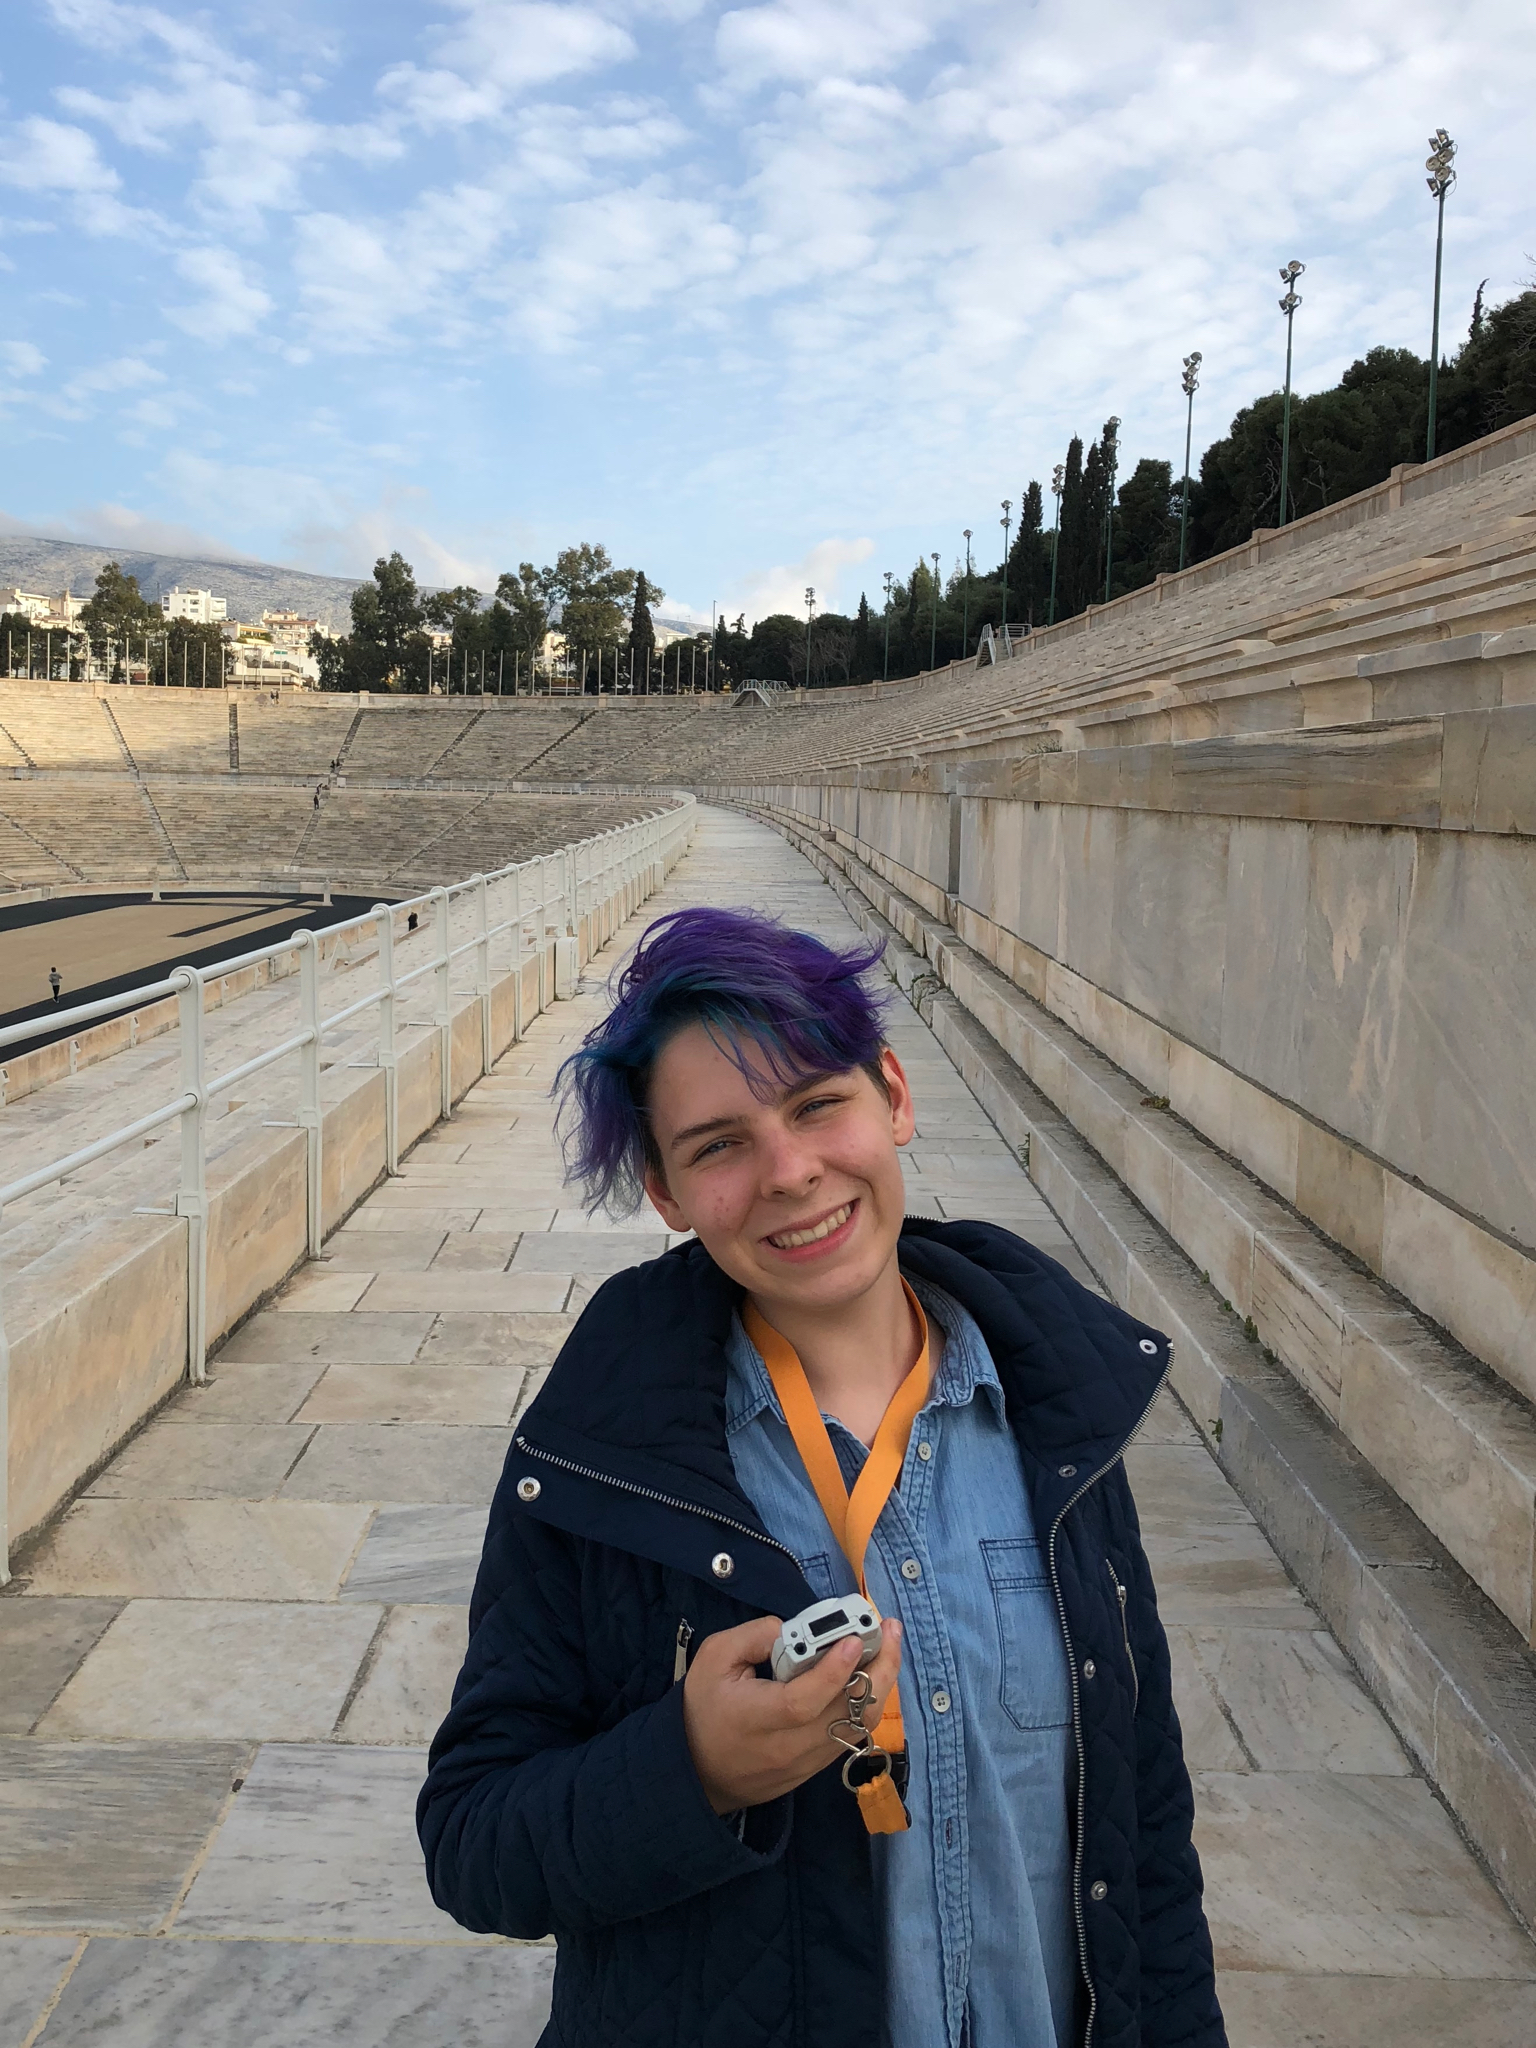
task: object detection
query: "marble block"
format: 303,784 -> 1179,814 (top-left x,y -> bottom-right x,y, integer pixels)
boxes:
1196,1770 -> 1536,1978
342,1205 -> 486,1232
1122,1443 -> 1256,1532
280,1424 -> 513,1504
84,1424 -> 314,1500
1140,1522 -> 1316,1628
38,1600 -> 382,1742
359,1272 -> 571,1314
340,1506 -> 488,1605
160,1362 -> 326,1425
1136,1391 -> 1202,1447
322,1229 -> 448,1271
1166,1627 -> 1249,1771
339,1605 -> 469,1745
416,1313 -> 574,1369
42,1937 -> 554,2046
429,1233 -> 519,1271
510,1233 -> 666,1274
1186,1628 -> 1411,1775
21,1500 -> 374,1601
218,1313 -> 434,1367
1214,1971 -> 1536,2048
295,1364 -> 526,1428
0,1599 -> 122,1734
174,1744 -> 496,1942
0,1738 -> 243,1932
0,1936 -> 80,2045
275,1269 -> 375,1314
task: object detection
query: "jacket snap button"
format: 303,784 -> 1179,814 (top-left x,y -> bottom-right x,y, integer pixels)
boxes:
930,1689 -> 951,1714
1090,1880 -> 1109,1902
1082,1659 -> 1096,1680
516,1477 -> 541,1502
1139,1339 -> 1159,1355
711,1552 -> 735,1579
1058,1464 -> 1077,1478
901,1558 -> 922,1581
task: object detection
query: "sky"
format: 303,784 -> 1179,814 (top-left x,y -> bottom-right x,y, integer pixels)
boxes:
0,0 -> 1531,624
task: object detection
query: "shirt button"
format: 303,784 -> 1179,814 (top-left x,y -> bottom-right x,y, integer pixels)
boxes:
917,1441 -> 933,1461
931,1689 -> 951,1714
1082,1659 -> 1096,1680
1058,1464 -> 1077,1478
1090,1880 -> 1109,1902
711,1552 -> 734,1579
901,1558 -> 922,1581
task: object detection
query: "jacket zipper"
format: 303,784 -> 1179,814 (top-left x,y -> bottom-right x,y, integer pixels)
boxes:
673,1619 -> 695,1683
1106,1559 -> 1138,1713
1046,1355 -> 1172,2048
512,1434 -> 805,1569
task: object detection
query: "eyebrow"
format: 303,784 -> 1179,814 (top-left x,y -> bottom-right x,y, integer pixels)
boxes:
666,1071 -> 843,1153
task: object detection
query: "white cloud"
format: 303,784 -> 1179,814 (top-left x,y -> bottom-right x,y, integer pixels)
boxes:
728,536 -> 875,624
0,117 -> 119,194
167,246 -> 274,342
378,3 -> 637,130
1,340 -> 47,376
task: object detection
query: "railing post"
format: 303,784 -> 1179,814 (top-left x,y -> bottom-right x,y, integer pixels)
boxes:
433,886 -> 453,1118
476,873 -> 493,1075
296,930 -> 324,1257
538,859 -> 551,1012
374,903 -> 400,1176
510,862 -> 524,1041
173,966 -> 210,1384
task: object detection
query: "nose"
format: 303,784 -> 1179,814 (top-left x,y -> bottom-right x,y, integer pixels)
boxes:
757,1119 -> 820,1200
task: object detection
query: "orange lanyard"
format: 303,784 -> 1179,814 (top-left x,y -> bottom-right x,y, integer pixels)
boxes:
743,1281 -> 931,1770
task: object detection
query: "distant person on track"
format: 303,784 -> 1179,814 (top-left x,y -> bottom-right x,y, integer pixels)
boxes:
419,906 -> 1224,2048
48,966 -> 62,1003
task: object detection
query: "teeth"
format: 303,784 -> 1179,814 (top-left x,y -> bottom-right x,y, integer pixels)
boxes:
770,1203 -> 852,1250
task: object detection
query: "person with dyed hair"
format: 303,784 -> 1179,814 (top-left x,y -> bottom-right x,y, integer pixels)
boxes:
419,907 -> 1225,2048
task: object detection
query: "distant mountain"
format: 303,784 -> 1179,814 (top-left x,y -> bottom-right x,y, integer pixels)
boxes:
0,534 -> 365,632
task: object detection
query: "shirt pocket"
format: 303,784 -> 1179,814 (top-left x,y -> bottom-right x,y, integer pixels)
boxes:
798,1552 -> 838,1600
981,1537 -> 1072,1732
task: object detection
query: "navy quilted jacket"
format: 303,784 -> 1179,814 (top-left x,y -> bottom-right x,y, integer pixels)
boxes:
419,1220 -> 1227,2048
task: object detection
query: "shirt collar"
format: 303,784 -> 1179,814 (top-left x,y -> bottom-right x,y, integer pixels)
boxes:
724,1276 -> 1005,1436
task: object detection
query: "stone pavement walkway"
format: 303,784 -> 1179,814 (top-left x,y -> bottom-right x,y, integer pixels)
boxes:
3,806 -> 1534,2047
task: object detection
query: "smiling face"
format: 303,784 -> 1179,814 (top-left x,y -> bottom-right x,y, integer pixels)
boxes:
642,1021 -> 916,1322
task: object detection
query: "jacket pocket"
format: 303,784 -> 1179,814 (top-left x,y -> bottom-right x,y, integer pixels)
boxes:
798,1552 -> 837,1600
1106,1557 -> 1138,1712
981,1538 -> 1072,1731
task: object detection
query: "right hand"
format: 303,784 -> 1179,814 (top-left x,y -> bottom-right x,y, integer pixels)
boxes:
682,1614 -> 904,1815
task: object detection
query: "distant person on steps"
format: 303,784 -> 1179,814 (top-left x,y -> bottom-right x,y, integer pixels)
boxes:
48,966 -> 62,1003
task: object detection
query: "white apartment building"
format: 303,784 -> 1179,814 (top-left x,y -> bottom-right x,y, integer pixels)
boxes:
261,610 -> 320,654
8,588 -> 87,626
160,587 -> 228,624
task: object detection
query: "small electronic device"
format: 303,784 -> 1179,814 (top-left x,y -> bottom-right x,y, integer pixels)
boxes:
771,1594 -> 884,1683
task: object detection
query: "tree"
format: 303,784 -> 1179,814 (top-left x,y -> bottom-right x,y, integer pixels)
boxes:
550,543 -> 637,657
626,572 -> 660,688
151,617 -> 227,687
1112,458 -> 1177,594
81,562 -> 163,681
497,563 -> 558,677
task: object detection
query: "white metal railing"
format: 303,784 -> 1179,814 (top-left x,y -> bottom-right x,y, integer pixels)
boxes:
0,795 -> 696,1578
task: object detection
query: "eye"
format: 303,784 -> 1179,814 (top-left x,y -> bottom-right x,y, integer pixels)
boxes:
690,1135 -> 735,1165
797,1093 -> 846,1117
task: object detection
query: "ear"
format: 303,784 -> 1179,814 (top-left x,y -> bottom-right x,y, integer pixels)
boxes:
878,1046 -> 917,1147
644,1168 -> 689,1233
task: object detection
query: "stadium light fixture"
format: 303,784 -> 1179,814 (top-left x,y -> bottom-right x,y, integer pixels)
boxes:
961,529 -> 973,656
882,571 -> 894,682
1179,352 -> 1202,571
929,552 -> 941,669
1424,128 -> 1457,461
999,500 -> 1012,639
1048,464 -> 1064,626
804,586 -> 815,689
1277,261 -> 1305,527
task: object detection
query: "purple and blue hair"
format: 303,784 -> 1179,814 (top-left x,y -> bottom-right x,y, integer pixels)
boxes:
555,906 -> 889,1214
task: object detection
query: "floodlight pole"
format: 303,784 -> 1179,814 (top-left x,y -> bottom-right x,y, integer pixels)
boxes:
804,586 -> 815,689
1179,352 -> 1202,571
1424,129 -> 1457,461
1048,467 -> 1063,626
961,529 -> 972,655
929,552 -> 941,669
1277,261 -> 1305,527
882,571 -> 894,682
999,500 -> 1012,641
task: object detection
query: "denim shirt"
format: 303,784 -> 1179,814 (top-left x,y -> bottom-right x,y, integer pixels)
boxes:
724,1281 -> 1076,2048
